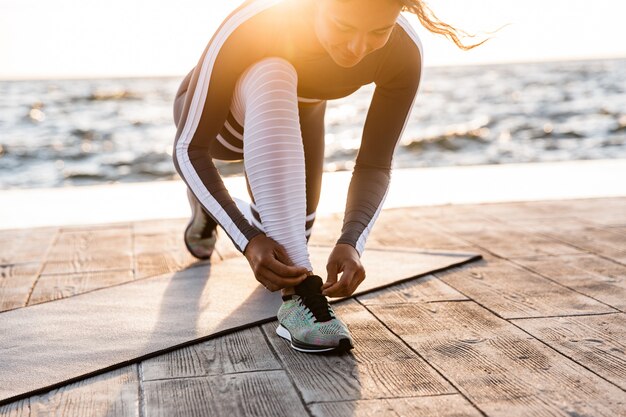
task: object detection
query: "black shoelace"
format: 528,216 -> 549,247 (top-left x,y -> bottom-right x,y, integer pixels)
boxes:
299,294 -> 334,323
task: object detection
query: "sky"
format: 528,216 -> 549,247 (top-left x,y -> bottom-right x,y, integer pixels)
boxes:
0,0 -> 624,80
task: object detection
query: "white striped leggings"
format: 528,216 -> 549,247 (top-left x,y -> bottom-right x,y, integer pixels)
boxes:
174,57 -> 326,272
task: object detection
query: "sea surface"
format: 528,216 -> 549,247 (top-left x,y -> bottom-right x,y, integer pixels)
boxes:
0,57 -> 624,190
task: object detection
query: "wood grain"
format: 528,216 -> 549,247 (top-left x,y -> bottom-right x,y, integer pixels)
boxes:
0,262 -> 41,312
0,228 -> 57,265
512,313 -> 626,390
262,299 -> 455,403
29,365 -> 138,417
544,227 -> 626,265
134,229 -> 203,279
426,216 -> 585,259
433,258 -> 615,319
0,400 -> 29,417
42,228 -> 132,275
461,198 -> 626,227
356,274 -> 469,305
364,209 -> 472,250
369,301 -> 626,417
143,370 -> 307,417
309,394 -> 483,417
513,254 -> 626,311
28,269 -> 134,305
141,327 -> 281,381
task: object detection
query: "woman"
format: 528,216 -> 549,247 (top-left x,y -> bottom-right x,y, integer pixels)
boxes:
172,0 -> 484,354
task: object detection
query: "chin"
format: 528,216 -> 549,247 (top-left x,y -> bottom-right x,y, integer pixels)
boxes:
331,51 -> 363,68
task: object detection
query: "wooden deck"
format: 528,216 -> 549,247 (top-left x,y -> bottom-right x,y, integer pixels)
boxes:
0,196 -> 625,416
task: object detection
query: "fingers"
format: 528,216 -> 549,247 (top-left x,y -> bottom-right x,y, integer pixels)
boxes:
322,265 -> 366,298
322,261 -> 339,291
258,265 -> 307,291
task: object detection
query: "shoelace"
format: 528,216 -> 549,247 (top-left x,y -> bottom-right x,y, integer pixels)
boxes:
298,294 -> 335,323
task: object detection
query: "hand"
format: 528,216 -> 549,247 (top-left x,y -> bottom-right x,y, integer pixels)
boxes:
244,234 -> 309,292
322,243 -> 366,298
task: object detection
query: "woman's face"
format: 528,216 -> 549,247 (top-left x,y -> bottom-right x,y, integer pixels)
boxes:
313,0 -> 402,68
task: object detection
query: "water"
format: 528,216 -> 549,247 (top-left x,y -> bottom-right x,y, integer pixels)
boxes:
0,57 -> 624,190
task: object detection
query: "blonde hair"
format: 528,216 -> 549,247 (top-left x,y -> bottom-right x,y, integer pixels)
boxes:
397,0 -> 496,50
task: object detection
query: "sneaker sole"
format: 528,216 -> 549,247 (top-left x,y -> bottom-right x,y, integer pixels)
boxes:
184,189 -> 214,260
276,324 -> 354,354
184,221 -> 214,260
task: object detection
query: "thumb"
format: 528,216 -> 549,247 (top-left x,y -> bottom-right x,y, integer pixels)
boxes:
323,262 -> 339,289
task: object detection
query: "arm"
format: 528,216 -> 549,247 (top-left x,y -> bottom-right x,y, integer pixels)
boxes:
336,29 -> 423,257
323,23 -> 423,297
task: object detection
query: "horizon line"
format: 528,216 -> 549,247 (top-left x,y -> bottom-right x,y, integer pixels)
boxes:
1,54 -> 624,82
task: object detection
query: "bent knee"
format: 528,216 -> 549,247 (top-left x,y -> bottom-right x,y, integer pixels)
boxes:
239,57 -> 298,93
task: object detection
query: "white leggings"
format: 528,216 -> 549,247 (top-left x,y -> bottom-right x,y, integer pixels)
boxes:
232,57 -> 313,272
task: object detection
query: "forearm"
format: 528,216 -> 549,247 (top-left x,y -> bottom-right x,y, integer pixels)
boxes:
336,163 -> 391,256
174,147 -> 264,254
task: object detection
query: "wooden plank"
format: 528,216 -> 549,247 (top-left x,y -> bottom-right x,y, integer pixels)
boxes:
356,274 -> 469,305
388,395 -> 483,416
368,301 -> 626,417
511,313 -> 626,390
29,365 -> 138,417
0,262 -> 41,312
514,254 -> 626,311
60,221 -> 132,232
262,299 -> 456,403
41,228 -> 132,275
134,218 -> 237,269
41,253 -> 133,275
434,258 -> 615,319
141,327 -> 281,381
383,204 -> 487,222
542,227 -> 626,265
134,230 -> 205,279
143,370 -> 308,417
0,399 -> 29,417
135,252 -> 201,279
49,228 -> 132,256
365,210 -> 473,250
485,197 -> 625,227
496,216 -> 602,232
551,197 -> 626,226
310,398 -> 398,417
309,394 -> 483,417
28,269 -> 134,306
458,200 -> 584,222
309,208 -> 474,248
213,229 -> 242,262
426,216 -> 584,259
132,218 -> 189,235
496,216 -> 626,265
306,212 -> 342,247
0,228 -> 57,265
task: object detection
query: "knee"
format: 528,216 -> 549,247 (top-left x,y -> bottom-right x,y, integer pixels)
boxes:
240,57 -> 298,96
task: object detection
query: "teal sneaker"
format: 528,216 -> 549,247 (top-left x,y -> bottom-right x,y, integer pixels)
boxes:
276,275 -> 354,354
184,188 -> 218,260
